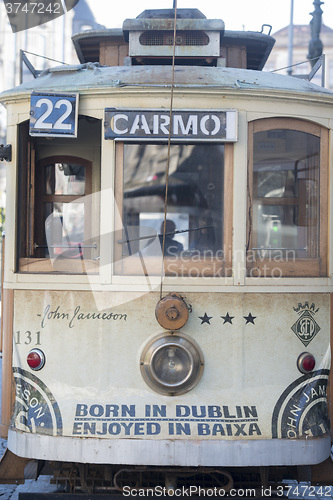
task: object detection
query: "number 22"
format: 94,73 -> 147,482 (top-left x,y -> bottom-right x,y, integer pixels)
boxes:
34,98 -> 72,131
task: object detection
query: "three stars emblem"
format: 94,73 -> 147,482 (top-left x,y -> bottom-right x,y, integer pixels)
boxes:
198,312 -> 256,325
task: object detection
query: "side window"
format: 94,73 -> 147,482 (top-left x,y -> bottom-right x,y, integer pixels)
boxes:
114,143 -> 233,277
247,118 -> 328,277
34,156 -> 92,260
17,117 -> 101,274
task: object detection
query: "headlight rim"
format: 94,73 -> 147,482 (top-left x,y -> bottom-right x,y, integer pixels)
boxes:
140,332 -> 204,396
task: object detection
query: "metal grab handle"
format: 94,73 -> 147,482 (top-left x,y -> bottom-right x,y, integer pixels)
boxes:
34,243 -> 97,249
252,246 -> 308,251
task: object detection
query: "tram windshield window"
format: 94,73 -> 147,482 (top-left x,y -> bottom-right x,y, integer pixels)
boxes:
115,143 -> 233,277
248,119 -> 328,277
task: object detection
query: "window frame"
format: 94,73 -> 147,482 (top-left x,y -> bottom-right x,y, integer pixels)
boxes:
114,142 -> 234,277
247,118 -> 328,278
18,154 -> 97,274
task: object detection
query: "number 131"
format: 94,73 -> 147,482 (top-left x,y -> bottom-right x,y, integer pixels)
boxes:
15,331 -> 41,345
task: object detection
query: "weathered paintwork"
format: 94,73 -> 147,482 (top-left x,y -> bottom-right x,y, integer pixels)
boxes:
8,290 -> 330,465
1,64 -> 333,102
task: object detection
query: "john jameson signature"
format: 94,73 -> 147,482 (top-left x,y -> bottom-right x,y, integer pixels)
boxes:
38,305 -> 127,329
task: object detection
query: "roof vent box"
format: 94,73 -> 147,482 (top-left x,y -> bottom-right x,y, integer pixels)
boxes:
123,9 -> 224,59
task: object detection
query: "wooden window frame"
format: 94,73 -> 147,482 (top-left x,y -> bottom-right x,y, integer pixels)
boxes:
18,155 -> 98,274
247,118 -> 328,278
114,142 -> 233,277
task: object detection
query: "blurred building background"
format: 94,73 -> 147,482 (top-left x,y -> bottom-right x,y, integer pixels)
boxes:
265,23 -> 333,87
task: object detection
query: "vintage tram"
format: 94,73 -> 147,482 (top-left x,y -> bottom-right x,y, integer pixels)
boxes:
0,5 -> 332,495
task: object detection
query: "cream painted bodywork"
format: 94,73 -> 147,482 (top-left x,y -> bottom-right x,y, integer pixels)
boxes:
1,64 -> 333,466
9,289 -> 331,465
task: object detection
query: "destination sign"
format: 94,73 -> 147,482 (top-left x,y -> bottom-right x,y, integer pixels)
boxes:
30,92 -> 79,138
105,109 -> 238,142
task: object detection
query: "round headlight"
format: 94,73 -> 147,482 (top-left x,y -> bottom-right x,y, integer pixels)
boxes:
140,333 -> 204,396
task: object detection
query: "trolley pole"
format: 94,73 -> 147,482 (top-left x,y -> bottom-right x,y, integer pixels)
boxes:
287,0 -> 294,75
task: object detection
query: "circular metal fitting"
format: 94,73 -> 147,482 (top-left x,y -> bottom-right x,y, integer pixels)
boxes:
297,352 -> 316,374
27,348 -> 46,371
166,307 -> 179,320
140,332 -> 204,396
155,293 -> 189,330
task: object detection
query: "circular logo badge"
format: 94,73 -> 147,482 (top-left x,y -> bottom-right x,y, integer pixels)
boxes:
272,369 -> 329,439
12,368 -> 63,436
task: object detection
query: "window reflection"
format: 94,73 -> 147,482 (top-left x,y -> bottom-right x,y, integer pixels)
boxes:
40,163 -> 87,259
44,202 -> 85,259
45,163 -> 86,195
122,144 -> 224,259
252,129 -> 320,260
32,158 -> 96,270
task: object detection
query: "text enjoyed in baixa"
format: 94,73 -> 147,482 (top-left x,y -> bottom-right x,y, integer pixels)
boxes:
73,403 -> 261,437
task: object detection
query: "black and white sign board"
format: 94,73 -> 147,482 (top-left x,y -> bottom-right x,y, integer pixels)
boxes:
105,109 -> 238,142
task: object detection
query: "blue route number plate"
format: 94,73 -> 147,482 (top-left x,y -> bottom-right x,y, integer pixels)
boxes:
29,92 -> 79,138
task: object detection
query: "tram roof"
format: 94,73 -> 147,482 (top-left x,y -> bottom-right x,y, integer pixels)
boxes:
1,64 -> 333,102
71,8 -> 275,71
71,28 -> 275,71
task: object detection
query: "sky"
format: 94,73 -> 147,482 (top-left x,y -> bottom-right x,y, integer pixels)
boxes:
86,0 -> 333,33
